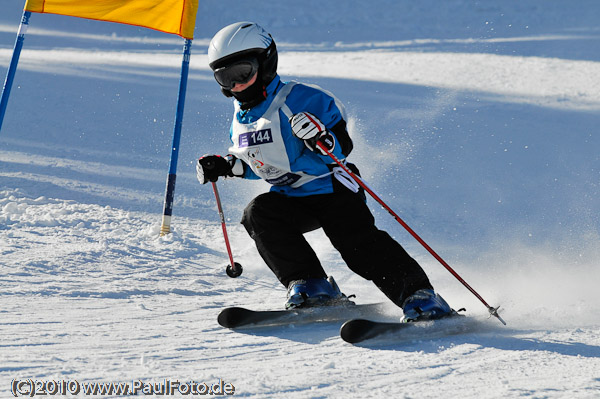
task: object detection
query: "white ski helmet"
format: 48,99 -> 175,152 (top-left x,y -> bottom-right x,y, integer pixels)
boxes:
208,22 -> 278,96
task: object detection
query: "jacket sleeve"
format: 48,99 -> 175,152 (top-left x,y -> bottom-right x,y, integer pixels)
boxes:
329,119 -> 353,157
286,84 -> 353,160
228,125 -> 260,180
242,161 -> 260,179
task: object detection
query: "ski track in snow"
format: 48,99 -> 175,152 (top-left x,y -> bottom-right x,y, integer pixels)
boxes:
2,1 -> 600,398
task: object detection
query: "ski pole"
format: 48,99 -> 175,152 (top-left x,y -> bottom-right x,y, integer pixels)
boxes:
211,181 -> 243,278
316,140 -> 506,325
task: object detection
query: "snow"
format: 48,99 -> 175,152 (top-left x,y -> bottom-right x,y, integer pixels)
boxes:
1,0 -> 599,397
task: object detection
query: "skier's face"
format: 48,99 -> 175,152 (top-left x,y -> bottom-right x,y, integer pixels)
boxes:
231,72 -> 258,93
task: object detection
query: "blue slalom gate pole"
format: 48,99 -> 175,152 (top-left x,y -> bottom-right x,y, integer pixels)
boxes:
160,38 -> 192,236
0,11 -> 31,133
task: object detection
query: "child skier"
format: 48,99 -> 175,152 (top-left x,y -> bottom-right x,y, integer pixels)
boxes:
196,21 -> 452,321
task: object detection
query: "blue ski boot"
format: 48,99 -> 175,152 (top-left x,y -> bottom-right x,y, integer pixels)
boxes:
285,276 -> 351,309
401,289 -> 453,322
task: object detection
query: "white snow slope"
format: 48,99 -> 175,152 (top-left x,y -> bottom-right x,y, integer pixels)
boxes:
1,1 -> 599,398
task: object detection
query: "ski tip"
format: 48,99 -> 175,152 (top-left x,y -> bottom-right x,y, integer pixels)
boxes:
217,307 -> 249,328
340,319 -> 379,344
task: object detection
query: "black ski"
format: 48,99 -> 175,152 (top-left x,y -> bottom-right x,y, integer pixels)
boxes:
340,313 -> 468,344
218,302 -> 386,329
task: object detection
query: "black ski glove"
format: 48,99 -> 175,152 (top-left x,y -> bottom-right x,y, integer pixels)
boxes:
289,112 -> 335,156
196,154 -> 240,184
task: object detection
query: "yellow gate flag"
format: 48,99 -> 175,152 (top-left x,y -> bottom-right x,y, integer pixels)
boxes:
24,0 -> 199,39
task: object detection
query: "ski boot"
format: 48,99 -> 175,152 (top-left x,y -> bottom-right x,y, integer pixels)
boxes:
285,276 -> 353,309
401,289 -> 453,322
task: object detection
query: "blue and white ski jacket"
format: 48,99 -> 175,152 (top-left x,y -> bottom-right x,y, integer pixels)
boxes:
227,75 -> 351,197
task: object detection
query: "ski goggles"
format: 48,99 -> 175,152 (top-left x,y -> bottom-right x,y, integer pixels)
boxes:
213,58 -> 259,90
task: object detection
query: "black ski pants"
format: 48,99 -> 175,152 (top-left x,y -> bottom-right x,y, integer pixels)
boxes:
241,190 -> 433,306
